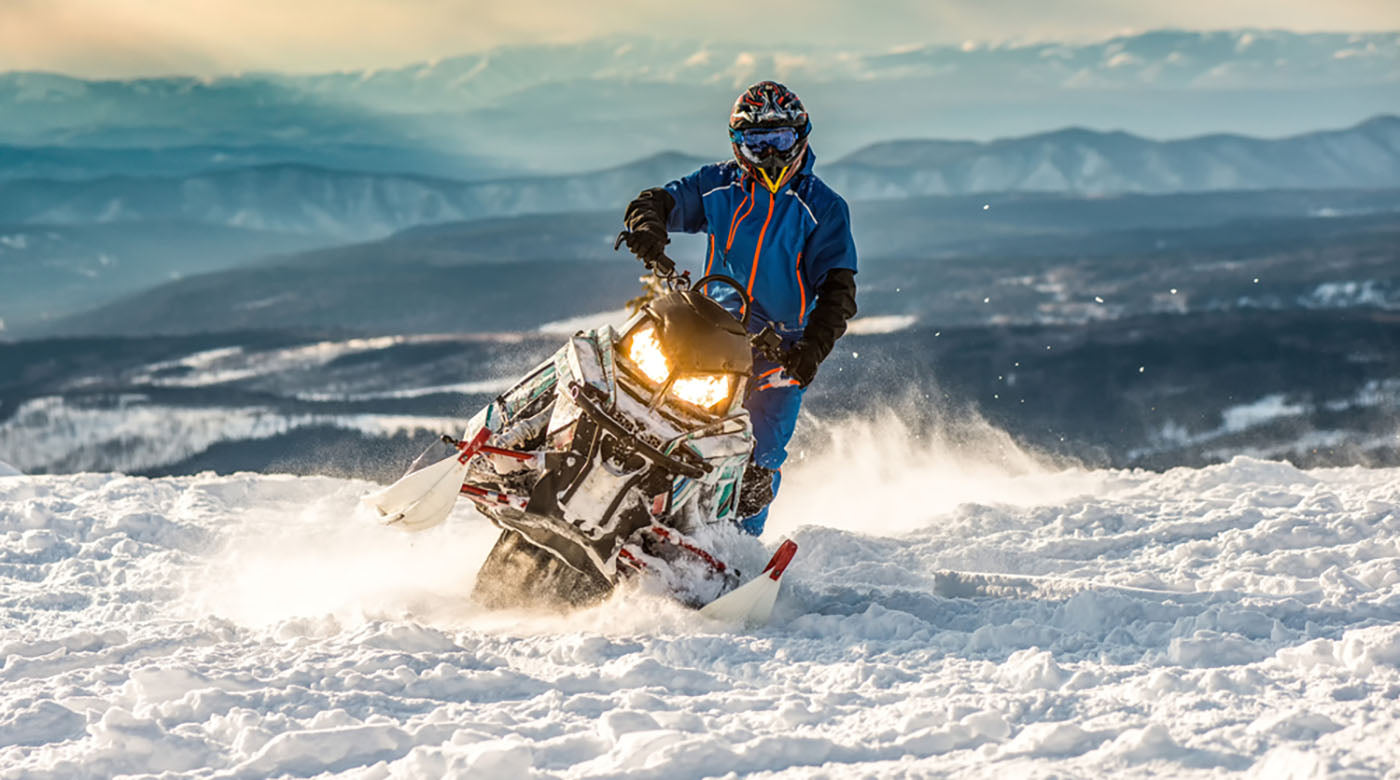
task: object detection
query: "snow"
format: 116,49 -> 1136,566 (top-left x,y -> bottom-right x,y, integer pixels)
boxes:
294,378 -> 515,402
538,309 -> 632,335
1135,393 -> 1316,458
844,315 -> 918,336
131,336 -> 416,388
2,415 -> 1400,777
0,396 -> 465,473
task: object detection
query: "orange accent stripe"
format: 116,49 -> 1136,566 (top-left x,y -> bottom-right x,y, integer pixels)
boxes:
726,186 -> 754,252
794,251 -> 806,324
705,234 -> 715,275
747,190 -> 776,297
754,367 -> 782,381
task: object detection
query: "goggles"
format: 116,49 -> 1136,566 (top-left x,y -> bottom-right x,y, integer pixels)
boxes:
729,126 -> 800,154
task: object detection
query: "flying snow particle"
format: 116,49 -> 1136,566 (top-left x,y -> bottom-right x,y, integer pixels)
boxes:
982,204 -> 990,211
1094,296 -> 1104,303
1139,366 -> 1145,373
1170,288 -> 1178,294
984,297 -> 991,303
852,351 -> 859,359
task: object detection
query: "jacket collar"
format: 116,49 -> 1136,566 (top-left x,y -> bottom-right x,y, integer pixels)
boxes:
739,146 -> 817,192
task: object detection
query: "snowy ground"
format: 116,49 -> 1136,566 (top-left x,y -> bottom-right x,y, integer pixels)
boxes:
2,417 -> 1399,778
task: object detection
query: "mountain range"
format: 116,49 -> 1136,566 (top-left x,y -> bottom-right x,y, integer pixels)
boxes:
281,30 -> 1399,110
2,30 -> 1396,168
0,142 -> 510,182
2,117 -> 1395,242
45,188 -> 1400,338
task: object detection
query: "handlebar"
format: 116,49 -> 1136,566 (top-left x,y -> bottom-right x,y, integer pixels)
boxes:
614,229 -> 791,370
614,231 -> 690,293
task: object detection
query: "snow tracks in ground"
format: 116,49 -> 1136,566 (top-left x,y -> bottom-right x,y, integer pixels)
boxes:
1,458 -> 1399,778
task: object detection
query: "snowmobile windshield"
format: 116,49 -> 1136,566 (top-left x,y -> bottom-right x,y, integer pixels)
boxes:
643,290 -> 752,376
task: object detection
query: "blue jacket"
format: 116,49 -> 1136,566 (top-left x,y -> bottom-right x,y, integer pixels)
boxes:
664,149 -> 857,342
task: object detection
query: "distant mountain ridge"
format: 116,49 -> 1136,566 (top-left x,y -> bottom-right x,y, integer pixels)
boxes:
45,189 -> 1400,339
827,115 -> 1400,199
0,142 -> 509,182
8,30 -> 1390,115
268,30 -> 1400,116
1,118 -> 1395,240
1,30 -> 1396,168
0,152 -> 710,240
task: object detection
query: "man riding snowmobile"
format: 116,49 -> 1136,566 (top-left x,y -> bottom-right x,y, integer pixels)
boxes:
363,81 -> 849,619
621,80 -> 858,536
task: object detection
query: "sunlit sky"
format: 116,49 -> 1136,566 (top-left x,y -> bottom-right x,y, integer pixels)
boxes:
2,0 -> 1397,77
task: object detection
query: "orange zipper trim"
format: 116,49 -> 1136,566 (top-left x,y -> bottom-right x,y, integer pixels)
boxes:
705,234 -> 715,275
794,251 -> 806,323
746,190 -> 776,297
726,183 -> 755,252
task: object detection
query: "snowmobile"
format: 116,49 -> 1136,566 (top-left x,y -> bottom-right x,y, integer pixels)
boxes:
363,251 -> 797,624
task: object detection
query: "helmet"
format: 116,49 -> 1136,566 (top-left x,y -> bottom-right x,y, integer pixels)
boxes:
729,81 -> 810,193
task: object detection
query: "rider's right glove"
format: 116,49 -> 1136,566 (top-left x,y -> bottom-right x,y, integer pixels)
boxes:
781,340 -> 822,388
782,268 -> 858,388
623,188 -> 677,275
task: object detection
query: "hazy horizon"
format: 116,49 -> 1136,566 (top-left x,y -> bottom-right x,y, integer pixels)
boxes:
2,0 -> 1397,78
3,27 -> 1397,83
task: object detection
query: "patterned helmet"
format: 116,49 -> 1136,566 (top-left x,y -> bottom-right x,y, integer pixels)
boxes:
729,81 -> 811,192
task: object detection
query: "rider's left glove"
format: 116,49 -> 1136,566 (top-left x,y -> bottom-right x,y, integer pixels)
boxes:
624,188 -> 677,275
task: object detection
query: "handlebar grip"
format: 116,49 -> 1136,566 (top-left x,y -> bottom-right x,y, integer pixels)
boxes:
615,230 -> 677,275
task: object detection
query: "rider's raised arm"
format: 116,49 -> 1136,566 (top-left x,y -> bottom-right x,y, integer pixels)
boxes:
663,166 -> 717,234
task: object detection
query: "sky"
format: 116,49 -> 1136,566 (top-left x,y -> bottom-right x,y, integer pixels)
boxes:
1,0 -> 1398,77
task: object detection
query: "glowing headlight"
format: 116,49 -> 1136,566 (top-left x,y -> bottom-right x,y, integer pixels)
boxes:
671,374 -> 731,410
626,323 -> 733,412
628,324 -> 671,385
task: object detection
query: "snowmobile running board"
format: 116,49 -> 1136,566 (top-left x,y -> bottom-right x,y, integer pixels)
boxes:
699,539 -> 798,626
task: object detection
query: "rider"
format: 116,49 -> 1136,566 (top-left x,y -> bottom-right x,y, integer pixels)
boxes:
621,80 -> 858,536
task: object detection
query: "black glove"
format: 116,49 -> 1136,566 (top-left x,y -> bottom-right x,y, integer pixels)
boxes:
623,188 -> 676,274
784,268 -> 858,388
781,340 -> 822,387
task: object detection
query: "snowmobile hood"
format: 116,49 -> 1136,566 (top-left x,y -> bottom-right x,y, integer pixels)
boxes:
644,290 -> 753,376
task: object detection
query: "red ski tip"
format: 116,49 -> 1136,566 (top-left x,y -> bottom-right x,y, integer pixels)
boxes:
761,540 -> 798,581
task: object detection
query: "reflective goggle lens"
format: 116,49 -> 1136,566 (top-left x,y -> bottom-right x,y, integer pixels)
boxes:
731,126 -> 799,153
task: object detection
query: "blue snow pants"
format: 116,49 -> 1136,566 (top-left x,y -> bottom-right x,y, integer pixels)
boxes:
737,361 -> 806,536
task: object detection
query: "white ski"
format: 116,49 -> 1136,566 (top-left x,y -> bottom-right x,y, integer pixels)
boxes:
699,539 -> 798,626
362,429 -> 489,532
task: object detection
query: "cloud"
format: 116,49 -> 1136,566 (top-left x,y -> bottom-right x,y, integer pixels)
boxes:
1,0 -> 1397,77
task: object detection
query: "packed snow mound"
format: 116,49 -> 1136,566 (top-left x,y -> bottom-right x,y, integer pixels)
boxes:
2,454 -> 1399,777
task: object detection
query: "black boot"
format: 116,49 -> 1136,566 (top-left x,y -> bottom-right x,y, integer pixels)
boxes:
736,461 -> 777,519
